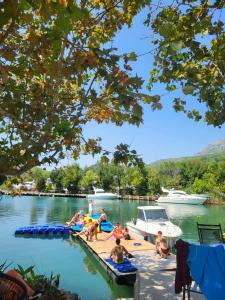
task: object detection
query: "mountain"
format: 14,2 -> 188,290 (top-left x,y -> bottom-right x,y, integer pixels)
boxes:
149,138 -> 225,167
197,139 -> 225,156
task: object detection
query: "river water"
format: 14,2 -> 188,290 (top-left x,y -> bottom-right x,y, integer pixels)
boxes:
0,195 -> 224,299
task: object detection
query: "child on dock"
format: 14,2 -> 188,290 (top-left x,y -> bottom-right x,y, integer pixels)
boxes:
87,219 -> 98,241
122,227 -> 131,240
155,231 -> 170,259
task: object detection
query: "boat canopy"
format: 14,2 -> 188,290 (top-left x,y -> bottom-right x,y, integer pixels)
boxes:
137,206 -> 169,222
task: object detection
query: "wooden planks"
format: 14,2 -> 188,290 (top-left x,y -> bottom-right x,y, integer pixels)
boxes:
76,232 -> 155,255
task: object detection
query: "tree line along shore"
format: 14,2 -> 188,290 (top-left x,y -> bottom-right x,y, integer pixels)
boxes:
1,153 -> 225,203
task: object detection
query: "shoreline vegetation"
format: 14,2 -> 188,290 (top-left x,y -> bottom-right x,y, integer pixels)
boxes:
0,190 -> 224,205
1,153 -> 225,203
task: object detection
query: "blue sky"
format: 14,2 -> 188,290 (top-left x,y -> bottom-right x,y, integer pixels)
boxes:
67,8 -> 225,168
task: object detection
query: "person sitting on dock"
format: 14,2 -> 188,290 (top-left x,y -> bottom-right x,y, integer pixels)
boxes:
73,220 -> 89,237
155,231 -> 170,258
67,210 -> 81,227
122,227 -> 131,240
110,238 -> 129,263
105,223 -> 123,240
98,208 -> 107,224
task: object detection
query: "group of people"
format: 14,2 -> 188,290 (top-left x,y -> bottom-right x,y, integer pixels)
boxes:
67,208 -> 170,263
67,208 -> 108,242
67,208 -> 107,227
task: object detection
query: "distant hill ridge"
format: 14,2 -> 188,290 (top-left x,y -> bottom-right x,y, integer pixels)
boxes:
197,139 -> 225,156
149,138 -> 225,167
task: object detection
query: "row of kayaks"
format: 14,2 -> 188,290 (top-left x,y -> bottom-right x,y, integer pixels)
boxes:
15,214 -> 114,236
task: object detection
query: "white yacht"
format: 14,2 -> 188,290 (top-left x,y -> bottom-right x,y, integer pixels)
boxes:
86,187 -> 118,200
156,188 -> 208,205
126,206 -> 182,248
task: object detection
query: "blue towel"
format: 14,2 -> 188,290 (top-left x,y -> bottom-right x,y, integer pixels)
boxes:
105,258 -> 137,273
188,244 -> 225,300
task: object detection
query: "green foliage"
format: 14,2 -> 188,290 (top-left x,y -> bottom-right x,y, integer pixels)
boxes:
0,260 -> 11,272
0,0 -> 151,178
50,168 -> 65,191
145,0 -> 225,126
15,264 -> 76,300
32,168 -> 50,192
80,169 -> 95,191
152,153 -> 225,200
62,164 -> 82,192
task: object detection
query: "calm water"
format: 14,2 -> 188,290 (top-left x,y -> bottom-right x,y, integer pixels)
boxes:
0,195 -> 224,299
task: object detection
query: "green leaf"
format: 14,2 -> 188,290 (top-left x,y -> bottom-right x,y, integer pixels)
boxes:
19,0 -> 32,10
166,84 -> 176,91
182,85 -> 195,95
171,41 -> 184,51
128,52 -> 137,61
133,104 -> 142,117
100,155 -> 109,164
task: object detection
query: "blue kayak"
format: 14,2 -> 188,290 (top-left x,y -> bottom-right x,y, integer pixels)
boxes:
15,224 -> 70,235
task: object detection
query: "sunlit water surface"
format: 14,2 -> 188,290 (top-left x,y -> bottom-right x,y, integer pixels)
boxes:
0,196 -> 224,299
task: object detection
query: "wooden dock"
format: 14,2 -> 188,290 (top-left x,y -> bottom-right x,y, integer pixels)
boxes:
75,231 -> 155,285
74,232 -> 205,299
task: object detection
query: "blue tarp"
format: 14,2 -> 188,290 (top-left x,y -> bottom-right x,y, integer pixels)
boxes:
187,244 -> 225,300
105,258 -> 138,273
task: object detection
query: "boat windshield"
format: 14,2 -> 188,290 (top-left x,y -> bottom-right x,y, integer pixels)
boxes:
95,189 -> 104,193
169,191 -> 186,196
144,209 -> 168,221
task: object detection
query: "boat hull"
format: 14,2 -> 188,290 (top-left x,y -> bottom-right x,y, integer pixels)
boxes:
126,222 -> 180,249
156,196 -> 206,205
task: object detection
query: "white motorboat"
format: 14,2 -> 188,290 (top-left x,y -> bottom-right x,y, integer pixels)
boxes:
86,187 -> 118,200
156,188 -> 208,205
126,206 -> 182,248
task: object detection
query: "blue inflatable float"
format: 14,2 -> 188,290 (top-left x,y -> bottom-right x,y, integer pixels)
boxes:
15,224 -> 70,235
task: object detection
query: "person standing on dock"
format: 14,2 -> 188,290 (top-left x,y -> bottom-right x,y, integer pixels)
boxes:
110,238 -> 129,263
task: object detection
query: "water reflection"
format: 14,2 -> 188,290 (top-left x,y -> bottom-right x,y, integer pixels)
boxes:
83,255 -> 98,275
158,203 -> 208,219
76,237 -> 133,299
1,195 -> 224,299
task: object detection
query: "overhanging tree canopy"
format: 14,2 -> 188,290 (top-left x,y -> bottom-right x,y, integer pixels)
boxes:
0,0 -> 149,176
0,0 -> 224,179
145,0 -> 225,126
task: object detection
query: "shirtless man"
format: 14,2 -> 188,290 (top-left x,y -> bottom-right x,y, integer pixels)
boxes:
110,238 -> 129,263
